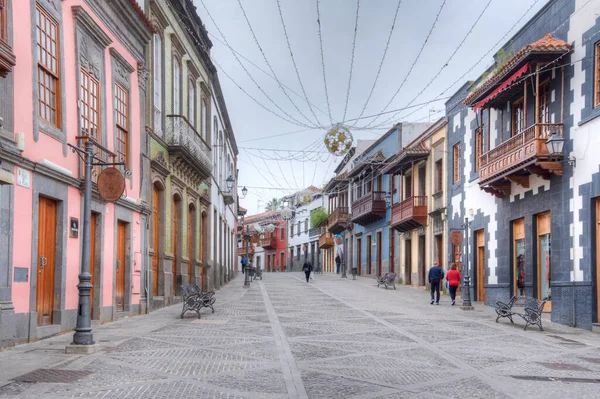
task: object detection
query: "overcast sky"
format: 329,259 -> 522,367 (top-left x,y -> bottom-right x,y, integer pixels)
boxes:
194,0 -> 547,214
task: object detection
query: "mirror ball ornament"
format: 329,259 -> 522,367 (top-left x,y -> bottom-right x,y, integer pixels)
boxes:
296,190 -> 312,206
266,223 -> 276,233
324,125 -> 353,156
280,207 -> 293,220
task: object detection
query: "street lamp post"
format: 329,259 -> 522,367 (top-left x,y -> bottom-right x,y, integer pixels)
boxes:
461,217 -> 474,310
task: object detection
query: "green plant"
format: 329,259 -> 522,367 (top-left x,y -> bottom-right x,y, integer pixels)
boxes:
265,198 -> 281,211
310,207 -> 328,228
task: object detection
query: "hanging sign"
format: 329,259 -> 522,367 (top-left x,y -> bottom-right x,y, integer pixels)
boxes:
97,167 -> 125,202
450,230 -> 463,246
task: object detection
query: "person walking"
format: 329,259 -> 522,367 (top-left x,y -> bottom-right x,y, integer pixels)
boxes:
241,256 -> 247,273
428,262 -> 445,305
446,263 -> 461,306
302,260 -> 313,283
335,255 -> 341,274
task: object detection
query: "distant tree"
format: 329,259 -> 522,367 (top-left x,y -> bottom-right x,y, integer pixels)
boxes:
265,198 -> 281,211
310,207 -> 328,228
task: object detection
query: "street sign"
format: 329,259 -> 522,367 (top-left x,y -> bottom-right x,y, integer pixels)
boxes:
97,167 -> 125,202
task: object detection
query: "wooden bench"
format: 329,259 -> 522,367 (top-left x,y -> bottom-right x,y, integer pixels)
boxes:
377,272 -> 397,290
180,284 -> 216,319
495,296 -> 546,331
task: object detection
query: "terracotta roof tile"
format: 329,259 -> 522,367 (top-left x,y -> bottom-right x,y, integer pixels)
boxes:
464,33 -> 571,105
127,0 -> 157,33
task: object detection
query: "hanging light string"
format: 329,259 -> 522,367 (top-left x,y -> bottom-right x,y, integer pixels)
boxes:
361,0 -> 447,129
342,0 -> 361,123
198,0 -> 318,129
350,0 -> 404,128
236,0 -> 320,128
316,0 -> 334,125
275,0 -> 327,126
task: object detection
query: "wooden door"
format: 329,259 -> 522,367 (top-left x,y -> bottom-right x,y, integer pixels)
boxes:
187,206 -> 194,283
404,240 -> 412,285
537,212 -> 551,311
389,229 -> 395,273
172,197 -> 179,295
36,197 -> 57,326
596,199 -> 600,322
513,218 -> 525,297
116,221 -> 126,312
377,232 -> 382,276
89,213 -> 97,318
151,186 -> 160,296
357,238 -> 362,275
419,235 -> 426,285
280,252 -> 285,272
201,212 -> 207,289
367,236 -> 372,275
476,229 -> 485,302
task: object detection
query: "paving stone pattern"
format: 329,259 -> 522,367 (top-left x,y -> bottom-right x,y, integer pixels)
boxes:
0,273 -> 599,398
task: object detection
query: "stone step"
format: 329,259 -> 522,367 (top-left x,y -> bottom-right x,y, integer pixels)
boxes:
592,323 -> 600,333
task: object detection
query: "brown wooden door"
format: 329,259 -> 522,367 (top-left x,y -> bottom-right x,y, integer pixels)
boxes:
172,197 -> 179,295
513,218 -> 525,296
537,212 -> 551,311
187,206 -> 194,283
201,212 -> 207,289
419,235 -> 426,285
367,236 -> 372,275
389,229 -> 395,274
151,186 -> 160,296
36,197 -> 57,326
357,238 -> 362,275
377,231 -> 382,276
90,213 -> 97,318
596,199 -> 600,322
116,221 -> 126,312
280,252 -> 285,272
476,229 -> 485,302
405,240 -> 412,285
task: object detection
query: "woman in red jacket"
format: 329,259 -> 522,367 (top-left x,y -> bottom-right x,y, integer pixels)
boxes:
446,263 -> 461,306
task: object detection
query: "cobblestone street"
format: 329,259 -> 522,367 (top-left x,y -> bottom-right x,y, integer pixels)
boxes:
1,273 -> 599,399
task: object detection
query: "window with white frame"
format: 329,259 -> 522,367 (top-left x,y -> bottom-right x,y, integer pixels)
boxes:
188,78 -> 195,127
173,56 -> 181,114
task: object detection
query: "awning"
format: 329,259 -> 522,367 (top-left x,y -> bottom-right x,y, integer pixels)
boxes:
473,63 -> 529,112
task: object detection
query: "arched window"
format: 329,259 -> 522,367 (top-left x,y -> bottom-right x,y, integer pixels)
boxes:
200,99 -> 207,139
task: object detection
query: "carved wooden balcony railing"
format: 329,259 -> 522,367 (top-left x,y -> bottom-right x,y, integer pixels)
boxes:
260,235 -> 277,249
351,191 -> 386,226
318,227 -> 334,249
165,115 -> 212,180
328,206 -> 349,234
237,245 -> 255,257
391,196 -> 428,232
478,123 -> 563,195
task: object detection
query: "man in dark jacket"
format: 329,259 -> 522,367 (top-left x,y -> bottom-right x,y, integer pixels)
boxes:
302,260 -> 313,283
335,255 -> 341,274
428,262 -> 445,305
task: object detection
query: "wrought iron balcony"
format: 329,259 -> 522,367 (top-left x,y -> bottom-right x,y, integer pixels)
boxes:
328,206 -> 349,234
260,235 -> 277,249
318,227 -> 334,249
309,227 -> 320,239
392,196 -> 428,232
165,115 -> 212,180
351,191 -> 386,226
478,123 -> 563,195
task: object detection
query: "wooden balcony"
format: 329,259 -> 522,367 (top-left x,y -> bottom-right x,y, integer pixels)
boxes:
260,235 -> 277,249
391,196 -> 428,232
328,206 -> 349,234
351,191 -> 386,226
237,246 -> 255,257
478,123 -> 564,196
318,228 -> 334,249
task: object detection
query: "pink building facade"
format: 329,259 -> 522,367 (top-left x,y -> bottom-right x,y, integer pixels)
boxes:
0,0 -> 153,347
